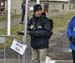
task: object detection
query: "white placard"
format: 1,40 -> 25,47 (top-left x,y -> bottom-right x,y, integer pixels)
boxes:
10,39 -> 27,55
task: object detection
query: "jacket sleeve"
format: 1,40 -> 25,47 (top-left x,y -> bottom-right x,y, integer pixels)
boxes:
27,18 -> 32,31
67,16 -> 75,38
30,18 -> 51,37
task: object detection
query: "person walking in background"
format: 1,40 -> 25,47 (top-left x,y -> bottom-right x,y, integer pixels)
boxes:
28,4 -> 53,63
20,1 -> 25,24
67,16 -> 75,63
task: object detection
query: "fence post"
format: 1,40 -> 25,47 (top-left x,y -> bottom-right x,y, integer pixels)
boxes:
36,0 -> 40,4
22,0 -> 29,63
7,0 -> 11,36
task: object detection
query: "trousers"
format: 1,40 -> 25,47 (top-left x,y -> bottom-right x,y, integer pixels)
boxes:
31,48 -> 47,63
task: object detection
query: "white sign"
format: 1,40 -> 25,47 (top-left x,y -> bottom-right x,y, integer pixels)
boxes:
10,39 -> 27,55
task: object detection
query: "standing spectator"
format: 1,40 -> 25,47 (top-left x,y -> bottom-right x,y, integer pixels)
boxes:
28,4 -> 53,63
67,16 -> 75,63
20,1 -> 25,24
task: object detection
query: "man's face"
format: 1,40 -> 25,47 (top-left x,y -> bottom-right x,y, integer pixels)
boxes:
35,10 -> 42,17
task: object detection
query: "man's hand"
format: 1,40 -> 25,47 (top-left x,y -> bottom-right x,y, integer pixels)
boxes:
69,36 -> 75,43
27,31 -> 35,35
17,31 -> 34,35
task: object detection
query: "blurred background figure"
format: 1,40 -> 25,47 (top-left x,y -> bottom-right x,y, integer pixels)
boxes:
20,1 -> 25,24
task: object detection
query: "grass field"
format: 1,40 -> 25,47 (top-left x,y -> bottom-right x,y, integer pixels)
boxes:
0,12 -> 75,48
51,12 -> 75,32
0,15 -> 21,21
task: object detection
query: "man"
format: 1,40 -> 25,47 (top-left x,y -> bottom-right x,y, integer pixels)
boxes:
67,16 -> 75,63
20,1 -> 25,24
28,4 -> 53,63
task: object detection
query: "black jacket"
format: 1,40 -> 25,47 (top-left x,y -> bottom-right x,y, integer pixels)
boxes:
28,15 -> 51,49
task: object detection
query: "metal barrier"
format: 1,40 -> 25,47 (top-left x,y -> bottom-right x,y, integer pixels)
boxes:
0,10 -> 7,16
0,35 -> 31,63
0,9 -> 16,16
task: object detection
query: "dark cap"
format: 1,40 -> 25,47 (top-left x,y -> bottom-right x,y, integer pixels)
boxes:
34,4 -> 42,12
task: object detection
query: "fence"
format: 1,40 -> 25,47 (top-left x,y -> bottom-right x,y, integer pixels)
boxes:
0,35 -> 31,63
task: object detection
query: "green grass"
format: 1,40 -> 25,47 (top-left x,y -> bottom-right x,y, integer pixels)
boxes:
0,15 -> 7,21
0,15 -> 21,21
0,23 -> 24,48
51,12 -> 75,32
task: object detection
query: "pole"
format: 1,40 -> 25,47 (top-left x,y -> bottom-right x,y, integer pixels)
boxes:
7,0 -> 11,35
4,41 -> 6,63
36,0 -> 40,4
23,0 -> 29,43
22,0 -> 29,63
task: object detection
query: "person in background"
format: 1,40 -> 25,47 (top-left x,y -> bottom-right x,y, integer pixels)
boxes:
28,4 -> 53,63
67,16 -> 75,63
20,1 -> 25,24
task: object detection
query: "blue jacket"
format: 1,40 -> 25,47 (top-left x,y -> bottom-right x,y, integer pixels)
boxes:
28,15 -> 51,49
67,16 -> 75,50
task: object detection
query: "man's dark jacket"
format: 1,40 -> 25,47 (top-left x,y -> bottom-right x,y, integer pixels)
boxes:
28,14 -> 51,49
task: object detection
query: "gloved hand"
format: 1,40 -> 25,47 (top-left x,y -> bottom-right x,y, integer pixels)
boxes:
69,36 -> 75,43
48,32 -> 53,38
51,32 -> 53,36
27,31 -> 36,35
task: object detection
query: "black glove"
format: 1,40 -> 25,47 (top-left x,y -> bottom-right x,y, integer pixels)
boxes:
51,32 -> 53,36
69,36 -> 75,43
48,32 -> 53,38
28,31 -> 36,35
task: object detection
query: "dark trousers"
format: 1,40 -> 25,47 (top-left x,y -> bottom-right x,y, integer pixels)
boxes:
21,10 -> 25,23
72,50 -> 75,63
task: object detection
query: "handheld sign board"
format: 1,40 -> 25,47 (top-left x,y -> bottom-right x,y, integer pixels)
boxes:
10,39 -> 27,55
